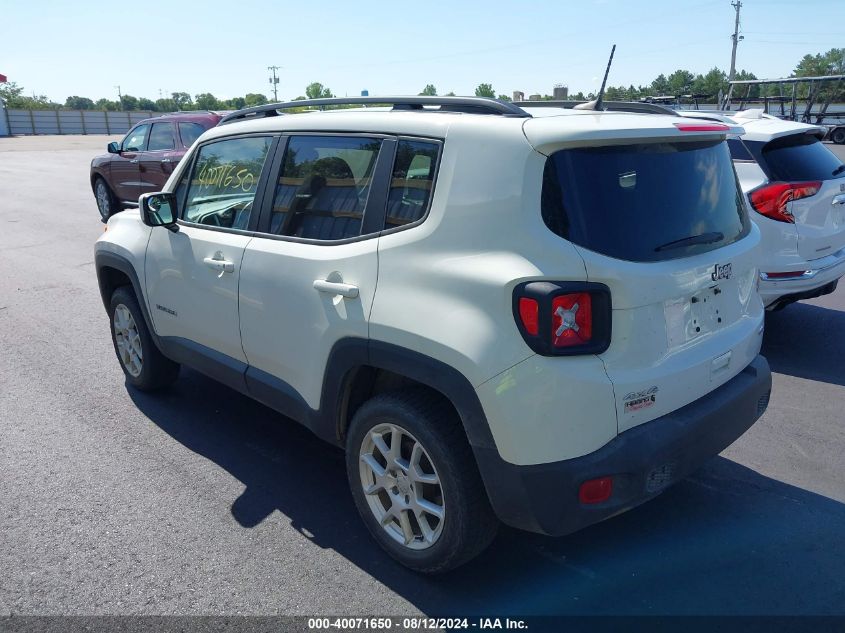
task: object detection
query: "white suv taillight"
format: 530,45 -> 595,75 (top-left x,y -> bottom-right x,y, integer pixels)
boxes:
748,181 -> 821,223
513,282 -> 611,356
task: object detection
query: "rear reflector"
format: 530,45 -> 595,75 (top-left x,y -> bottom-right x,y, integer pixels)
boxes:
518,297 -> 539,335
674,122 -> 730,132
579,477 -> 613,504
749,181 -> 821,223
763,271 -> 806,279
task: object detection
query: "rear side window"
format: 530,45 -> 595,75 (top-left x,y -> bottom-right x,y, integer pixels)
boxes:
727,137 -> 754,161
542,140 -> 750,262
385,140 -> 439,228
268,135 -> 381,240
147,122 -> 175,151
182,136 -> 272,230
179,121 -> 207,148
760,134 -> 844,181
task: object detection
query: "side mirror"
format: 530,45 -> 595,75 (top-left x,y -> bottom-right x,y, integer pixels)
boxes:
140,192 -> 179,232
107,141 -> 121,154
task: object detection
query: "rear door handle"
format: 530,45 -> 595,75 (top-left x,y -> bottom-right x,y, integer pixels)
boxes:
832,194 -> 845,206
203,256 -> 235,276
130,159 -> 139,164
313,279 -> 359,298
161,158 -> 173,164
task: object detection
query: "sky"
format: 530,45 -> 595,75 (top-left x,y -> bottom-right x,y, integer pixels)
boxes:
1,0 -> 843,104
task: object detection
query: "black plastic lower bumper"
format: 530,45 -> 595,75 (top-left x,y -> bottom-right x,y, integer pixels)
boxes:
474,355 -> 772,536
768,280 -> 838,311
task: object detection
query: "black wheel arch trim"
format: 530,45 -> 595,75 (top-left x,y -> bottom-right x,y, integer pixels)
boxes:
245,338 -> 498,452
95,251 -> 162,350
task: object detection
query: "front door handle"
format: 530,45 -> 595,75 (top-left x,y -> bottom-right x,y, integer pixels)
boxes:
313,279 -> 359,298
203,256 -> 235,276
130,159 -> 139,164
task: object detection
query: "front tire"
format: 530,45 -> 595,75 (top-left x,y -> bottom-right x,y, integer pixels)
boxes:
832,127 -> 845,145
346,389 -> 498,573
109,286 -> 179,391
94,177 -> 119,222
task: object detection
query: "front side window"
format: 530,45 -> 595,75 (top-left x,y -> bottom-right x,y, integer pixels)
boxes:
542,139 -> 749,262
385,140 -> 439,229
147,122 -> 175,151
122,124 -> 149,151
268,135 -> 382,240
182,136 -> 272,230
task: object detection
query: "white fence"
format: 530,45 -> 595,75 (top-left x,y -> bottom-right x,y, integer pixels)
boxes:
1,109 -> 163,136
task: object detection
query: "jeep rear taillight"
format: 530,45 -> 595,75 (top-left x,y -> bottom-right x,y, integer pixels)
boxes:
748,181 -> 821,223
513,282 -> 611,356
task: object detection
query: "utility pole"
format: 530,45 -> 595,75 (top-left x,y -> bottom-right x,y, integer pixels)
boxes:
728,1 -> 743,82
114,85 -> 123,109
267,66 -> 281,101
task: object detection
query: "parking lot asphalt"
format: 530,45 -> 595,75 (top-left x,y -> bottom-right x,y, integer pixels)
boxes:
0,135 -> 843,617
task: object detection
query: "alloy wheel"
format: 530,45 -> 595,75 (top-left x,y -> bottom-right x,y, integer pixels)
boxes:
359,423 -> 445,550
96,182 -> 112,219
113,304 -> 143,377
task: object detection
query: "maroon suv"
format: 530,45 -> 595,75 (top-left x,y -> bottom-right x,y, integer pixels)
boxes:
90,112 -> 223,221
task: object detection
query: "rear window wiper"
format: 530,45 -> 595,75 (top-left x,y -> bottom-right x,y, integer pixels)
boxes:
655,231 -> 724,252
832,164 -> 845,176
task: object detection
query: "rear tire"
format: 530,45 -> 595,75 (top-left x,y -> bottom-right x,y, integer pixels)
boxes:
831,127 -> 845,145
346,388 -> 498,573
95,177 -> 119,222
109,286 -> 179,391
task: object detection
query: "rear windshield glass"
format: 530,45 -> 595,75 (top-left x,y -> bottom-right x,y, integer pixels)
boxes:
760,134 -> 845,181
542,140 -> 750,262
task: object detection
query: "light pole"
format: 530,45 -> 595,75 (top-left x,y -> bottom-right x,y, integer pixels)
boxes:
268,66 -> 281,102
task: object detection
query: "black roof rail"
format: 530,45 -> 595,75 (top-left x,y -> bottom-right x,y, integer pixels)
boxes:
219,96 -> 530,124
514,100 -> 678,116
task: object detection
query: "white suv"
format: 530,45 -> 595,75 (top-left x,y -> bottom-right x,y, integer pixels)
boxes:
682,109 -> 845,309
95,96 -> 771,573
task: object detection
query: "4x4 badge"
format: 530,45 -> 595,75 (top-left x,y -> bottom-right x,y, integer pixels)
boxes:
711,263 -> 732,281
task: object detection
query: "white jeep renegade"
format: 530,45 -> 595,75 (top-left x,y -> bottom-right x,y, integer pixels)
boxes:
95,96 -> 772,573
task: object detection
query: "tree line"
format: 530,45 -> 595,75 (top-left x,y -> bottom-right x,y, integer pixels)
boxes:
0,81 -> 336,112
1,48 -> 841,112
463,49 -> 843,103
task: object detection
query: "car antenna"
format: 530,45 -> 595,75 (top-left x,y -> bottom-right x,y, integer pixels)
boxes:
574,44 -> 616,111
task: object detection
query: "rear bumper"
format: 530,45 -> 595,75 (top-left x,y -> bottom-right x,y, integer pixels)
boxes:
759,246 -> 845,307
474,355 -> 772,536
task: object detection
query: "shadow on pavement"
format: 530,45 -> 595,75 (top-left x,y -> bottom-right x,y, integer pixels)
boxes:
130,368 -> 845,616
763,302 -> 845,387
